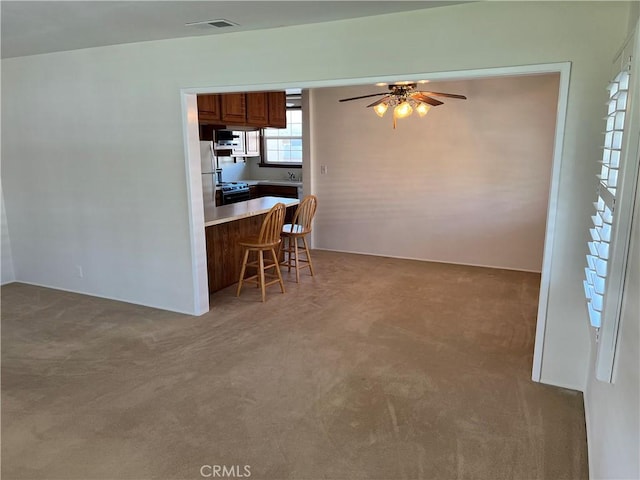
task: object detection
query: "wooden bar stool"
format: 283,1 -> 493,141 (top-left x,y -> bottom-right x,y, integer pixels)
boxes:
236,203 -> 286,302
281,195 -> 317,283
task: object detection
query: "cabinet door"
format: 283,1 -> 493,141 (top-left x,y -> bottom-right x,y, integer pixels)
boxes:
257,184 -> 298,198
231,132 -> 246,156
199,125 -> 215,141
197,95 -> 222,124
267,92 -> 287,128
246,92 -> 269,125
221,93 -> 247,124
245,131 -> 260,156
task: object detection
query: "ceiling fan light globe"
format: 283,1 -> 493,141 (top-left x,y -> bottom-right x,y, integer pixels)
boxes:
373,103 -> 388,117
394,102 -> 413,119
416,103 -> 431,117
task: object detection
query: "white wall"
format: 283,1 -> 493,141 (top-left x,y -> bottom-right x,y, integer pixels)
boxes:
0,2 -> 630,387
585,168 -> 640,480
312,74 -> 559,272
1,185 -> 16,284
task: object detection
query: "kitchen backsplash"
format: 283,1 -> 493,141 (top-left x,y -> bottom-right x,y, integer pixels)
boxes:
216,159 -> 247,182
200,141 -> 301,183
244,157 -> 301,182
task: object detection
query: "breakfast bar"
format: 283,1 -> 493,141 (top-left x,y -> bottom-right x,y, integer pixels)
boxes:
205,196 -> 299,293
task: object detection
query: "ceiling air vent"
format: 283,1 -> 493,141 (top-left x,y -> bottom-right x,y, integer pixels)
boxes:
185,19 -> 239,29
208,19 -> 236,28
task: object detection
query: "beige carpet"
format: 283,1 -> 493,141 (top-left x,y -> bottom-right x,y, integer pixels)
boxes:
1,250 -> 588,479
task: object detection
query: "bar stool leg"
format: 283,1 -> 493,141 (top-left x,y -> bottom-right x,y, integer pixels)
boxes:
258,251 -> 266,302
293,237 -> 301,283
302,236 -> 314,276
286,236 -> 293,272
256,252 -> 260,288
272,248 -> 286,294
236,248 -> 250,297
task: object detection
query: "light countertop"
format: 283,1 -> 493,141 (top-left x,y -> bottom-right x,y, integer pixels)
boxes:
214,180 -> 302,191
204,196 -> 299,227
243,180 -> 302,187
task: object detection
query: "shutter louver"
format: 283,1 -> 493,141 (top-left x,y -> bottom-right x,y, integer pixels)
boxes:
584,68 -> 630,329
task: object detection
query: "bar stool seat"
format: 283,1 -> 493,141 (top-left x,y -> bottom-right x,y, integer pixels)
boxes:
236,203 -> 286,302
282,224 -> 307,235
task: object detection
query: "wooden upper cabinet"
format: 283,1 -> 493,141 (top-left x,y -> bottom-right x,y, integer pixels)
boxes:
199,124 -> 215,141
267,91 -> 287,128
246,92 -> 269,126
197,91 -> 287,128
197,95 -> 222,124
221,93 -> 246,124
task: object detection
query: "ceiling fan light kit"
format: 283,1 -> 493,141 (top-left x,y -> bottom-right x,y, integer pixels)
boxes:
339,82 -> 467,129
373,103 -> 388,117
416,103 -> 431,117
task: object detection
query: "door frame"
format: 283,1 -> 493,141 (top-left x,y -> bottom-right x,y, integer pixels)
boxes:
180,61 -> 572,382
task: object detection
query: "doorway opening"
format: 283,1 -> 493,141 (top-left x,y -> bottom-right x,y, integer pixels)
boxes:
180,62 -> 571,383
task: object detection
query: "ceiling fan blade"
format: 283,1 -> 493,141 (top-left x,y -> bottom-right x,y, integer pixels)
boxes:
338,93 -> 387,102
410,93 -> 444,106
366,96 -> 391,108
419,91 -> 467,100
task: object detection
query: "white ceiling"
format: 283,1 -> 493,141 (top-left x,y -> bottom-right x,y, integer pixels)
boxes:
1,1 -> 465,59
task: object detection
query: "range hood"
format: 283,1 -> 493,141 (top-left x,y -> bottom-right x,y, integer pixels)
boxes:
215,130 -> 239,145
199,125 -> 260,142
222,125 -> 260,132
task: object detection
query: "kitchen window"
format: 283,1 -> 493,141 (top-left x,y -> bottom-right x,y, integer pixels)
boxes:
261,109 -> 302,167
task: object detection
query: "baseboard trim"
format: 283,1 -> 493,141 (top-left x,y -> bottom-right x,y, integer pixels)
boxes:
583,388 -> 594,478
6,280 -> 196,316
313,248 -> 542,274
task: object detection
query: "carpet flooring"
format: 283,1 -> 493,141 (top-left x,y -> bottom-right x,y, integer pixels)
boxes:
1,250 -> 588,479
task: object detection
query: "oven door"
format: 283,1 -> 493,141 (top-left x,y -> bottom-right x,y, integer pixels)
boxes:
222,190 -> 251,205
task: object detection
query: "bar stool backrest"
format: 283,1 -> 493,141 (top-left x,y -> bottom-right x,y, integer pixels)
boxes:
259,203 -> 286,246
292,195 -> 317,233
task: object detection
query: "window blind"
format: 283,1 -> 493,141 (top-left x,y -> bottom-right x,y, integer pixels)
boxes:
584,68 -> 630,329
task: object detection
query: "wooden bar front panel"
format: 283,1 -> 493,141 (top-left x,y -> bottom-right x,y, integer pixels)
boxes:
205,205 -> 296,294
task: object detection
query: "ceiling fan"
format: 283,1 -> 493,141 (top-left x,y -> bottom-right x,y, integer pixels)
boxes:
339,81 -> 467,128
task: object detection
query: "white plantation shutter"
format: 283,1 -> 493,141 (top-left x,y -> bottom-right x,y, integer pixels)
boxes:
584,68 -> 630,329
584,27 -> 640,383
